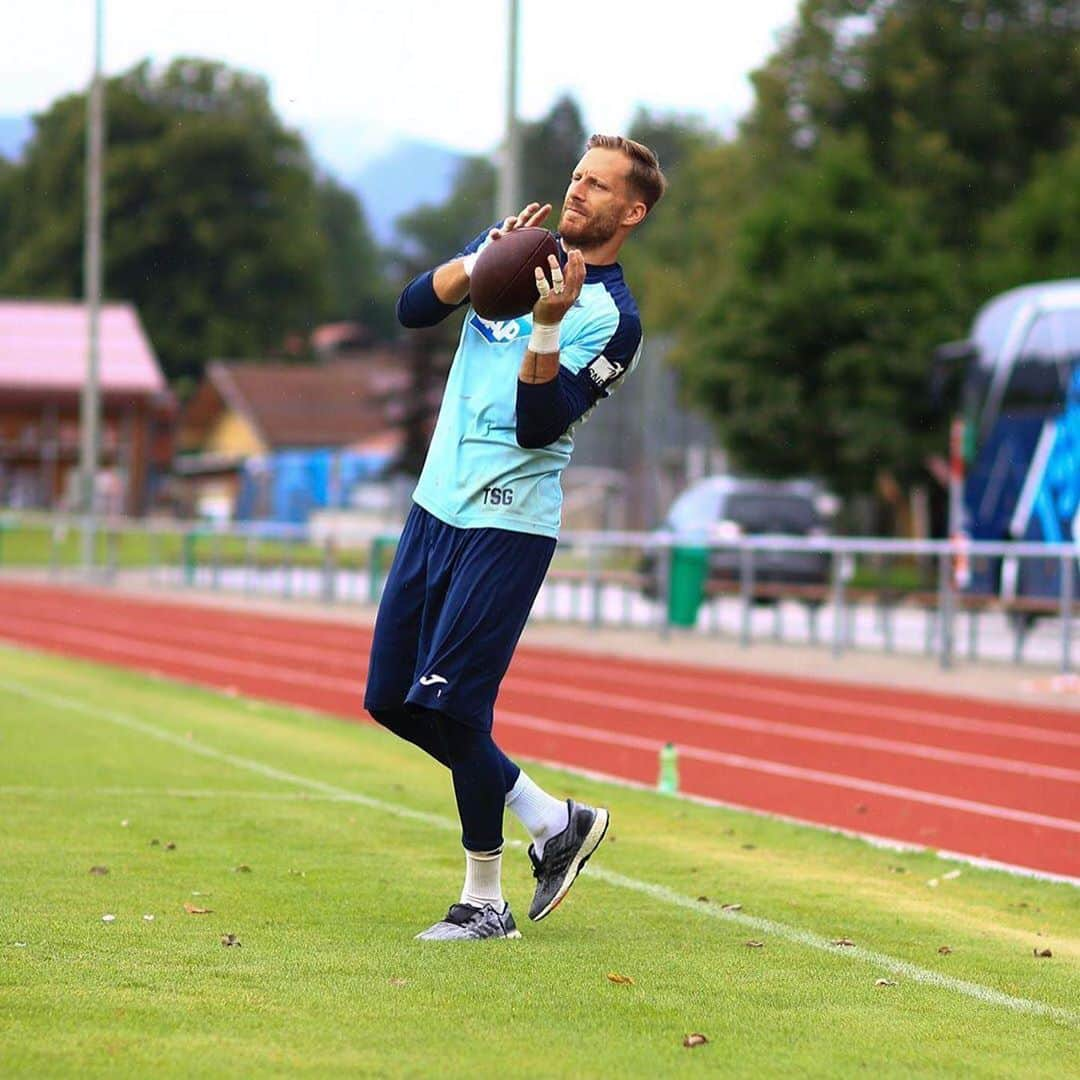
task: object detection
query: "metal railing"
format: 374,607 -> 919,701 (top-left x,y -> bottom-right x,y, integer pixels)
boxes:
0,512 -> 1076,672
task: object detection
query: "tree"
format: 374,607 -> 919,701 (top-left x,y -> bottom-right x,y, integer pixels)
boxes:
743,0 -> 1080,246
676,135 -> 962,495
0,59 -> 391,390
315,174 -> 395,337
978,131 -> 1080,295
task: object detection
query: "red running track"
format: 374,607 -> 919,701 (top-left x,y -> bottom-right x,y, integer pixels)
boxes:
1,580 -> 1077,879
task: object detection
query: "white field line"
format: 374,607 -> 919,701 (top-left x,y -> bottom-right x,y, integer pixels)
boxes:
1,623 -> 1076,833
9,597 -> 1079,750
495,709 -> 1080,833
4,610 -> 1076,786
1,674 -> 1075,1028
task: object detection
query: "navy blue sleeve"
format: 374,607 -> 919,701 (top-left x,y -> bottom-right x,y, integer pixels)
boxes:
395,225 -> 498,329
515,367 -> 602,449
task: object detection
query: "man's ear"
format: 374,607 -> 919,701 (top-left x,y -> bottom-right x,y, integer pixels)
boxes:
623,200 -> 647,228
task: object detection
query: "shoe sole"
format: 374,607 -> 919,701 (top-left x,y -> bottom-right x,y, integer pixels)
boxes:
415,927 -> 523,941
529,808 -> 610,922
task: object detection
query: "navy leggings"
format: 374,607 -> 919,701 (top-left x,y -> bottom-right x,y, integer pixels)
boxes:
370,705 -> 520,852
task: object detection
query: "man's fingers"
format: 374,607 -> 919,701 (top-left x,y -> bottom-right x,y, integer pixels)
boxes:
533,265 -> 551,299
547,254 -> 565,294
523,202 -> 552,228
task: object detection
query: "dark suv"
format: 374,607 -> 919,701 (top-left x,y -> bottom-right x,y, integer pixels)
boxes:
641,476 -> 834,599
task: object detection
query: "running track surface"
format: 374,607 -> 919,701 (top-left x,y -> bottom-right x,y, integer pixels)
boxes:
1,580 -> 1077,880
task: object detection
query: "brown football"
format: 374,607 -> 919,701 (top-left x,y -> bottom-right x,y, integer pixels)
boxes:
469,227 -> 560,320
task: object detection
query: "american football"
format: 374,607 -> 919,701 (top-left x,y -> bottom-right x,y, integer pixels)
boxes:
469,226 -> 560,320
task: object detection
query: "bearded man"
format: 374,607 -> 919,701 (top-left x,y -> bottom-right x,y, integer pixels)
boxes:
363,135 -> 667,940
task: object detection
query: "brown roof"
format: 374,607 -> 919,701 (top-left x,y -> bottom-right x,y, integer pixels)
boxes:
185,357 -> 412,450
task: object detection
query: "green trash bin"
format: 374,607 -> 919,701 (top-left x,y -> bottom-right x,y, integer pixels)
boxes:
667,546 -> 709,627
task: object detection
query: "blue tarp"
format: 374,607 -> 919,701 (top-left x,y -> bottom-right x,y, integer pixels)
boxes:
235,449 -> 394,524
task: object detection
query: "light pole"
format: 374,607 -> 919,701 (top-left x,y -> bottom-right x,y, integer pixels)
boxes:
80,0 -> 105,570
496,0 -> 521,220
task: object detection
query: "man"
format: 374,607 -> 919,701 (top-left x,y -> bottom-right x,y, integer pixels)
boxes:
364,135 -> 666,940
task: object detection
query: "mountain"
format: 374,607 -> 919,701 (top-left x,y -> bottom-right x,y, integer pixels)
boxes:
0,116 -> 32,160
347,139 -> 466,246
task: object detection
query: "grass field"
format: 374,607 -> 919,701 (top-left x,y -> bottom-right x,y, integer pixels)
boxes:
1,645 -> 1077,1078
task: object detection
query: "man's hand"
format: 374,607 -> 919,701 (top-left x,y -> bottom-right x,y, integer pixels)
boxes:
487,201 -> 552,244
532,249 -> 585,327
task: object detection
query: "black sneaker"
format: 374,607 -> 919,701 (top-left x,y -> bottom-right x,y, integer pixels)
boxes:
527,800 -> 610,921
415,902 -> 521,941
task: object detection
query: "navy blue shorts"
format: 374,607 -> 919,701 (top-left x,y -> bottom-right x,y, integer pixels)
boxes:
363,504 -> 556,731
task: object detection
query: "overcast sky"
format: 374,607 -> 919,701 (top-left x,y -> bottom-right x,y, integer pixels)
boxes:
4,0 -> 800,167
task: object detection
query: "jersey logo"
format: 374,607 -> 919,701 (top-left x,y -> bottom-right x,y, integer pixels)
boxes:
586,354 -> 625,389
418,673 -> 448,686
470,314 -> 528,344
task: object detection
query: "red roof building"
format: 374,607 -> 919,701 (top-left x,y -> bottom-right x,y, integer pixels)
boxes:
0,299 -> 174,514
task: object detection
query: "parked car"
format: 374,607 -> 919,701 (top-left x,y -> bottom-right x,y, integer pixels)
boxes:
640,476 -> 835,600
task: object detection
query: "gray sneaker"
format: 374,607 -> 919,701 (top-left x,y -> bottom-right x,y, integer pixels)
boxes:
527,800 -> 610,922
415,902 -> 522,941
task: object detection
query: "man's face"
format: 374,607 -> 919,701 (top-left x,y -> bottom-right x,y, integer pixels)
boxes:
557,148 -> 635,248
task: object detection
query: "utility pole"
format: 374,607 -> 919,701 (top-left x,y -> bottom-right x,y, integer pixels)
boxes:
80,0 -> 105,570
496,0 -> 521,220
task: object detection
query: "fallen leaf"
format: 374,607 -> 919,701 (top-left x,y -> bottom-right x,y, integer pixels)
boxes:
101,914 -> 116,923
942,869 -> 962,880
696,896 -> 709,903
149,839 -> 160,847
232,864 -> 252,874
683,1033 -> 709,1048
606,972 -> 635,985
120,819 -> 129,828
183,903 -> 212,915
745,940 -> 764,948
143,914 -> 155,922
721,903 -> 743,912
11,942 -> 27,948
937,945 -> 953,955
220,934 -> 241,947
927,879 -> 940,888
741,844 -> 757,851
165,842 -> 177,851
832,938 -> 855,947
887,865 -> 907,874
388,977 -> 407,987
875,978 -> 897,987
1034,948 -> 1053,958
89,865 -> 109,876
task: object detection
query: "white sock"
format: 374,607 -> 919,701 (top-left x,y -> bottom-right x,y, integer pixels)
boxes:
460,847 -> 504,910
505,770 -> 569,858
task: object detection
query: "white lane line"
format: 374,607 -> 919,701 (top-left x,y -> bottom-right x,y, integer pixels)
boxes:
495,709 -> 1080,833
1,628 -> 1075,832
10,596 -> 1078,750
5,609 -> 1074,785
1,674 -> 1074,1028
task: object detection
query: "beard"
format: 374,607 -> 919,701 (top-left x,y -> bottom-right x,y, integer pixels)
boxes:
558,201 -> 622,248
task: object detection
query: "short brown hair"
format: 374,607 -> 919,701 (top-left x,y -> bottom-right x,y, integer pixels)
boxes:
585,134 -> 667,212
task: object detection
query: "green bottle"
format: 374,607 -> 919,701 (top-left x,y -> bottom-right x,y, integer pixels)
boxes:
658,741 -> 679,794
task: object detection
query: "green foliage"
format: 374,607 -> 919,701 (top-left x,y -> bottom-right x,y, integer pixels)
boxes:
0,59 -> 390,388
659,0 -> 1080,508
978,129 -> 1080,294
676,136 -> 962,494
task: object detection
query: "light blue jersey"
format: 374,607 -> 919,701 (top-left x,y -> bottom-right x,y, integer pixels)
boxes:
412,260 -> 642,538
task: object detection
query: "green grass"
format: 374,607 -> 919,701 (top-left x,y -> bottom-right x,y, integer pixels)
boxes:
0,646 -> 1076,1078
0,518 -> 371,571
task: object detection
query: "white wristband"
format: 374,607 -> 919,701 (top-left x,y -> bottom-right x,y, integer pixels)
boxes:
461,252 -> 478,278
528,321 -> 561,354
